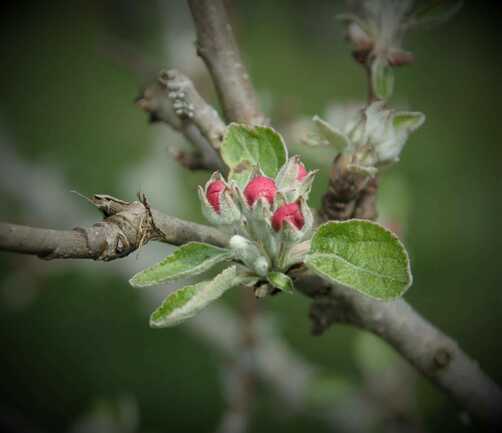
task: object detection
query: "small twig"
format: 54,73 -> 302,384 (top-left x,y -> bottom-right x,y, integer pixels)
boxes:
136,71 -> 225,172
158,69 -> 226,151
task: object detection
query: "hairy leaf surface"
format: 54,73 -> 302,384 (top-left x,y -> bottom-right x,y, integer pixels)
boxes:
221,123 -> 287,188
305,220 -> 412,300
150,266 -> 243,328
129,242 -> 232,288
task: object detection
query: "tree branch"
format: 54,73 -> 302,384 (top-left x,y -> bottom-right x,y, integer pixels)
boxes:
159,69 -> 227,150
294,270 -> 502,428
0,195 -> 228,260
137,70 -> 225,171
187,0 -> 266,126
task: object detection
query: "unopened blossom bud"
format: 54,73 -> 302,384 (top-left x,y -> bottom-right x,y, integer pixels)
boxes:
272,202 -> 304,232
244,176 -> 277,206
296,162 -> 308,181
229,235 -> 270,276
199,173 -> 240,226
206,180 -> 226,213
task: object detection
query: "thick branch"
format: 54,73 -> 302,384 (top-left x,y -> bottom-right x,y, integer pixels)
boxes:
0,195 -> 228,260
0,223 -> 95,260
294,271 -> 502,428
188,0 -> 266,125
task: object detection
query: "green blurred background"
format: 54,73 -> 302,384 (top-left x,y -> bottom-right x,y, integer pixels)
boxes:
0,1 -> 501,432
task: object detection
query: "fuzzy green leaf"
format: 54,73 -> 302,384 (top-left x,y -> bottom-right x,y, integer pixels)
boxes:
305,220 -> 412,300
267,271 -> 294,294
129,242 -> 232,288
221,123 -> 288,188
392,111 -> 426,133
150,266 -> 242,328
371,56 -> 394,101
312,116 -> 350,153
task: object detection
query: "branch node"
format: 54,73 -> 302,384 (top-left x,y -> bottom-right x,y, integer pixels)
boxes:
433,347 -> 453,370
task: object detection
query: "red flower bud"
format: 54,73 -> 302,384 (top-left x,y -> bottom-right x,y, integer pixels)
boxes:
296,163 -> 308,181
244,176 -> 277,206
272,202 -> 304,231
206,180 -> 226,213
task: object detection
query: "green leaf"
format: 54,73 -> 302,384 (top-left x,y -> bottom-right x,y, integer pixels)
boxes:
371,56 -> 394,101
221,123 -> 288,188
392,111 -> 426,133
267,271 -> 294,294
305,220 -> 412,300
150,265 -> 242,328
129,242 -> 232,288
312,116 -> 350,153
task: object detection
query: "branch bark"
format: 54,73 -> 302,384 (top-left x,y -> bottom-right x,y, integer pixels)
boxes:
0,195 -> 228,260
294,271 -> 502,428
137,70 -> 225,171
188,0 -> 266,126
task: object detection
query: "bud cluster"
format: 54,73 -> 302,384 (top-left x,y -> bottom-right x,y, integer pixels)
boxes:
198,156 -> 316,276
341,0 -> 416,67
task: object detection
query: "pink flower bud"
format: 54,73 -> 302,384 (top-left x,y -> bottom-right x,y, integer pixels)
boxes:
243,176 -> 277,206
206,180 -> 226,213
272,202 -> 304,231
296,162 -> 308,181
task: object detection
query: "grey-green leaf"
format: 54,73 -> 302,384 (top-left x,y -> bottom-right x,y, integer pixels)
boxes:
267,271 -> 294,294
305,220 -> 412,300
313,116 -> 350,153
371,56 -> 394,101
221,123 -> 288,188
150,265 -> 241,328
392,111 -> 426,134
129,242 -> 232,288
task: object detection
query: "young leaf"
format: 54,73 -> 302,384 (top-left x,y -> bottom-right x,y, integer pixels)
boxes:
312,116 -> 351,153
150,265 -> 243,328
129,242 -> 232,288
392,111 -> 426,134
371,56 -> 394,101
221,123 -> 288,188
267,271 -> 294,294
305,220 -> 412,300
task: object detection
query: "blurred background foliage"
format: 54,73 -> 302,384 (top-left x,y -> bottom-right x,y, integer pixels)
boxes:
0,1 -> 501,432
